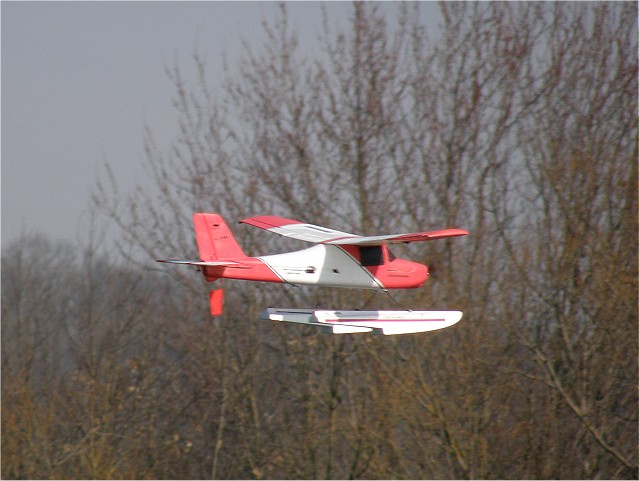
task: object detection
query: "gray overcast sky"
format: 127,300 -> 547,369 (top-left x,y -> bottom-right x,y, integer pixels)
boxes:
2,1 -> 436,247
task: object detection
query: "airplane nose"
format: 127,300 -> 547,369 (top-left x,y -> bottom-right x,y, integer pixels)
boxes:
416,263 -> 429,287
398,260 -> 429,288
378,259 -> 430,289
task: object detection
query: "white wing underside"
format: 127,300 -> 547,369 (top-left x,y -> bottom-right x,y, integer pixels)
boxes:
240,216 -> 468,246
249,222 -> 358,244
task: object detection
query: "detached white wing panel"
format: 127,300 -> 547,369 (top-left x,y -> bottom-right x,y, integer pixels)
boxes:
313,310 -> 463,335
260,308 -> 463,335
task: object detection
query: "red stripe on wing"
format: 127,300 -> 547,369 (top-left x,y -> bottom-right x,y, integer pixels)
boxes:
392,228 -> 469,243
322,318 -> 446,323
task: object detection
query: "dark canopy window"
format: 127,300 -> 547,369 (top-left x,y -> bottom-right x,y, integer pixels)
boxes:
359,246 -> 384,266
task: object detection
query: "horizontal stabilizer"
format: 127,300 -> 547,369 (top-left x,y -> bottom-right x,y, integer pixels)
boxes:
156,259 -> 239,267
260,308 -> 462,335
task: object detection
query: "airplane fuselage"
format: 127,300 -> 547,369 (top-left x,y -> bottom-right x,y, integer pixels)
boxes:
202,244 -> 428,290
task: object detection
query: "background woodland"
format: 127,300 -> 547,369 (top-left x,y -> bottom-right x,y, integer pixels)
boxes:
3,3 -> 637,479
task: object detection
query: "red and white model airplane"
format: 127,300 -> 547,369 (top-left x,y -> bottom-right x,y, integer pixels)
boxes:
158,213 -> 468,335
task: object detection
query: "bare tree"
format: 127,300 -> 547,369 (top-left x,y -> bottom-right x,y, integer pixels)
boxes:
509,3 -> 638,477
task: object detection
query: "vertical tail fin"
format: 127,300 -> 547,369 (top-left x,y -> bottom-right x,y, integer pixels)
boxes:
193,213 -> 247,261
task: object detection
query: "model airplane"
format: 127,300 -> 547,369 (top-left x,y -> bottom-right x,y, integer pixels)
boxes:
158,213 -> 468,335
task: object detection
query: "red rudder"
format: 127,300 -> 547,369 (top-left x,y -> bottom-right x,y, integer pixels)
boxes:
193,213 -> 247,261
